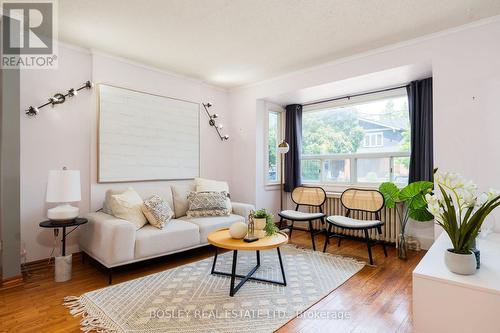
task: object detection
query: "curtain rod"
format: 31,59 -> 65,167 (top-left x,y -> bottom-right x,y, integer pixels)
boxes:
302,84 -> 408,107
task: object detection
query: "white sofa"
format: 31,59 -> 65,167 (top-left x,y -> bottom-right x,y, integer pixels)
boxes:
79,182 -> 254,283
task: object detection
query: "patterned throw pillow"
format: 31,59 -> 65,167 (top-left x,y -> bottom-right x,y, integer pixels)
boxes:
142,195 -> 174,229
186,191 -> 230,218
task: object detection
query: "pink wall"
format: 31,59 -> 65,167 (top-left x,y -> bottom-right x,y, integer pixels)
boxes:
20,46 -> 232,262
229,18 -> 500,244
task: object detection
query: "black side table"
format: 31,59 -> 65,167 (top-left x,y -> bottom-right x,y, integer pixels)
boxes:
39,218 -> 87,256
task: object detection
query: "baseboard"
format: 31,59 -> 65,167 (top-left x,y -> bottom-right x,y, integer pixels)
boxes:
22,252 -> 82,272
1,275 -> 24,290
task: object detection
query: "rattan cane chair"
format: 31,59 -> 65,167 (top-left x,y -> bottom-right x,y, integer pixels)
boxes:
278,186 -> 327,251
323,188 -> 387,265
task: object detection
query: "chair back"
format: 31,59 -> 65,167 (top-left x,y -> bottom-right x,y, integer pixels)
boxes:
340,188 -> 384,213
291,186 -> 326,207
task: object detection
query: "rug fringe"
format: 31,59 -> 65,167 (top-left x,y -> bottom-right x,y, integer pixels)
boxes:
63,296 -> 118,333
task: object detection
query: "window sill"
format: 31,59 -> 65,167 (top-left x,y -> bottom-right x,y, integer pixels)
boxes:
264,183 -> 281,191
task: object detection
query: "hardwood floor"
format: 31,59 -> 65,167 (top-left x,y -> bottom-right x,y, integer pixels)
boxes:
0,230 -> 424,333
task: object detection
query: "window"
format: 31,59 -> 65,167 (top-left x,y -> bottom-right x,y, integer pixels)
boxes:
301,89 -> 410,187
266,108 -> 284,184
363,132 -> 383,148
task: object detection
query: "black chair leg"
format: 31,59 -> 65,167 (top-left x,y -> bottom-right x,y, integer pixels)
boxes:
323,223 -> 332,252
308,220 -> 316,251
364,229 -> 374,265
288,221 -> 295,240
377,226 -> 388,257
320,217 -> 329,244
278,216 -> 284,229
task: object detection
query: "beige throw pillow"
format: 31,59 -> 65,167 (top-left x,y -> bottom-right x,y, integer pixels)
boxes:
195,178 -> 232,213
109,188 -> 147,230
142,195 -> 174,229
186,191 -> 230,218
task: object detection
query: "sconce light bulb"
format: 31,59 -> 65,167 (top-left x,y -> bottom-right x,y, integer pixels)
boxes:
85,81 -> 94,89
218,124 -> 223,129
223,135 -> 229,140
211,113 -> 218,119
68,88 -> 77,97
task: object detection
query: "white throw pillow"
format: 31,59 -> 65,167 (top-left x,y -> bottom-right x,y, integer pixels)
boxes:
195,178 -> 232,212
195,178 -> 229,193
109,188 -> 148,230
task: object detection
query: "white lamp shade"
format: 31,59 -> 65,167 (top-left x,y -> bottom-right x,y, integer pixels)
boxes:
46,170 -> 81,203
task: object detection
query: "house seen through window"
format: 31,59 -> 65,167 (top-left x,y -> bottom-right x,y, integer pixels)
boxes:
301,89 -> 410,186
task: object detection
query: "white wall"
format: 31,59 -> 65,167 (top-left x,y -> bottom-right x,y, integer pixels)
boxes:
229,18 -> 500,244
20,45 -> 232,262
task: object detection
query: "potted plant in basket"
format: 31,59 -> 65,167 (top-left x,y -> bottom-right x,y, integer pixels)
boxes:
253,208 -> 279,238
379,181 -> 434,259
425,172 -> 500,275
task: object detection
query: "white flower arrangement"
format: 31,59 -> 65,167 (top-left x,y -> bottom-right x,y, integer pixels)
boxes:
425,171 -> 500,254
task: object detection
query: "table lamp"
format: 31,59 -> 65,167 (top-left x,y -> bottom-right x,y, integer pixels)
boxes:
46,168 -> 81,221
277,140 -> 290,211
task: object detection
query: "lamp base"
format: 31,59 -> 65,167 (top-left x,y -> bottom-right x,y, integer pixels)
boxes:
47,204 -> 79,221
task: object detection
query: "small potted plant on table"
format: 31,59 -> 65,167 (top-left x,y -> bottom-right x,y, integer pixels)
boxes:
253,208 -> 279,238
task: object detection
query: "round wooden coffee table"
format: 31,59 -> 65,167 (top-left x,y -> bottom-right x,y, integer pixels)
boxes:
207,228 -> 288,296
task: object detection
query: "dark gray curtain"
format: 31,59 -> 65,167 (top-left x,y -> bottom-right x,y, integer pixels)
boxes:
407,77 -> 433,182
284,104 -> 302,192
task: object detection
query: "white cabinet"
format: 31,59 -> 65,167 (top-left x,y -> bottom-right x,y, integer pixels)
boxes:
413,232 -> 500,333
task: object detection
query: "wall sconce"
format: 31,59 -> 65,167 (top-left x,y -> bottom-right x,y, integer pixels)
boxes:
25,80 -> 93,117
202,102 -> 229,141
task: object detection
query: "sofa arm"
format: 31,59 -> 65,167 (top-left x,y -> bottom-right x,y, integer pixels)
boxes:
79,212 -> 136,267
231,202 -> 255,222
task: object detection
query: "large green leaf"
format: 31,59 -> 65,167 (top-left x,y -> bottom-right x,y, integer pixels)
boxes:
408,206 -> 434,221
399,181 -> 433,202
379,182 -> 400,208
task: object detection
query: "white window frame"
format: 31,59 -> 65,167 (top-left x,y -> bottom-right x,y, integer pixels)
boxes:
301,88 -> 410,190
264,103 -> 285,186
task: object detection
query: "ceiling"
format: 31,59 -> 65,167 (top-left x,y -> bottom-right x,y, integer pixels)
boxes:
59,0 -> 500,88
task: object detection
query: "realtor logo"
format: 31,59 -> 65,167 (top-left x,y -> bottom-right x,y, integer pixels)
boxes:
1,0 -> 58,68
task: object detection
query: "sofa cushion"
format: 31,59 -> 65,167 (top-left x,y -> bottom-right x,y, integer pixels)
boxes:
134,219 -> 200,259
171,183 -> 196,218
102,187 -> 174,215
179,214 -> 245,243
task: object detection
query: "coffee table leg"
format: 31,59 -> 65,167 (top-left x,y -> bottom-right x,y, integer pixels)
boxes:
229,250 -> 238,297
211,247 -> 218,274
277,247 -> 287,286
211,248 -> 286,297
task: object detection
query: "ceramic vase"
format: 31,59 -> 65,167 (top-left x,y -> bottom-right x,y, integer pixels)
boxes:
444,249 -> 477,275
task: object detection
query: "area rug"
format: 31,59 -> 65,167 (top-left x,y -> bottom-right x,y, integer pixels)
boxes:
64,245 -> 364,333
